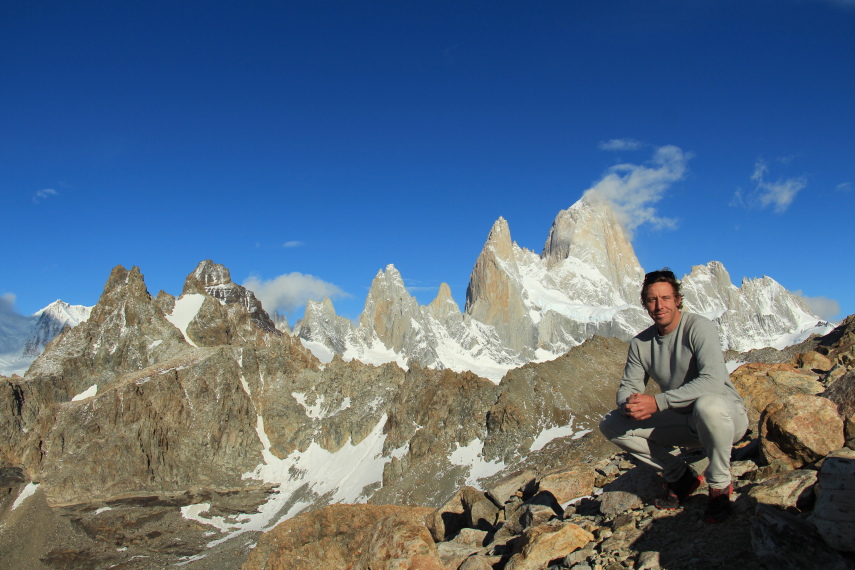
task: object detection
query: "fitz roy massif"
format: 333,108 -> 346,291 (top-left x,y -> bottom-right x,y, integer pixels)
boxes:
1,195 -> 850,570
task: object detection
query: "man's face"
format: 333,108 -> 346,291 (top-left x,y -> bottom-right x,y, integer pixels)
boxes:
644,281 -> 682,334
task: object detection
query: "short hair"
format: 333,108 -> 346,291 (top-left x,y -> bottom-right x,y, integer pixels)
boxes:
641,268 -> 683,309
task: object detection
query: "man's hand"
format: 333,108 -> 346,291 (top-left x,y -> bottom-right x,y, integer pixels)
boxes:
623,393 -> 658,421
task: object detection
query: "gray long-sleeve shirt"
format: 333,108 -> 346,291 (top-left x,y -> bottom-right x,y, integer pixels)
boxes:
616,312 -> 744,413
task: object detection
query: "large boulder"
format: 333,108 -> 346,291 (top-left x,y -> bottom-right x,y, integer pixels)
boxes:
811,448 -> 855,552
731,363 -> 824,429
537,464 -> 596,505
759,394 -> 844,469
243,503 -> 435,570
747,469 -> 817,510
351,514 -> 444,570
504,521 -> 593,570
823,369 -> 855,447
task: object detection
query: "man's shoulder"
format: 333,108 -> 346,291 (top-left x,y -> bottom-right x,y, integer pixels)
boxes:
633,324 -> 659,342
681,312 -> 717,331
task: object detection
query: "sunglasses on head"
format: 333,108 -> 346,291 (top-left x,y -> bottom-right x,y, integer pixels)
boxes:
644,268 -> 676,281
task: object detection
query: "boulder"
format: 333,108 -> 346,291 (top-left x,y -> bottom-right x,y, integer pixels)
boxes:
792,351 -> 833,373
436,542 -> 480,570
598,466 -> 661,515
823,369 -> 855,447
537,464 -> 596,504
425,486 -> 485,542
504,521 -> 593,570
519,503 -> 557,529
243,503 -> 434,570
747,469 -> 816,510
731,363 -> 823,428
484,469 -> 536,507
467,497 -> 500,531
811,448 -> 855,552
351,514 -> 443,570
759,394 -> 844,469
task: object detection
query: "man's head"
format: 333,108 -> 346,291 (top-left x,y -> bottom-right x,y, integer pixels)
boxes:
641,268 -> 683,334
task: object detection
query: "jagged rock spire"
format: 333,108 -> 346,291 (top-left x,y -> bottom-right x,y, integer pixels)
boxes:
465,218 -> 536,358
542,194 -> 644,303
183,260 -> 278,334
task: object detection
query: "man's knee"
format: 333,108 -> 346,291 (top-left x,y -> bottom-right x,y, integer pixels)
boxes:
599,408 -> 626,441
692,394 -> 731,427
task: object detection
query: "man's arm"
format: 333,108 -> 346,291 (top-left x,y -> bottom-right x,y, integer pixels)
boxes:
616,338 -> 649,410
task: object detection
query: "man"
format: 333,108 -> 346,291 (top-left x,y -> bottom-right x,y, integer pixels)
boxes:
599,268 -> 748,523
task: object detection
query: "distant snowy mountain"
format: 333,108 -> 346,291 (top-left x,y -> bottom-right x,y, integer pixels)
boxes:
293,194 -> 831,381
0,300 -> 91,376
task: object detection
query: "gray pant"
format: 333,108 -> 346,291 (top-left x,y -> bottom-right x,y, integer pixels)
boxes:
599,394 -> 749,489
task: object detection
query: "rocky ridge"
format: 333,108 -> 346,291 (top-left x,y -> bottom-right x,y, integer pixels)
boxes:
0,260 -> 627,568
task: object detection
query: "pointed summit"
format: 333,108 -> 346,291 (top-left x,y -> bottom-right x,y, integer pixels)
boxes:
465,218 -> 535,357
183,260 -> 278,334
360,264 -> 421,352
483,217 -> 514,261
426,283 -> 461,321
542,194 -> 644,302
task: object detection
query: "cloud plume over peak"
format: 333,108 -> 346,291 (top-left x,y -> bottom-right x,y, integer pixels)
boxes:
243,272 -> 351,316
583,144 -> 690,237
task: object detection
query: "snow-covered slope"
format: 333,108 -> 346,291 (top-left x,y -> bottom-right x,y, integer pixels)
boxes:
0,301 -> 91,376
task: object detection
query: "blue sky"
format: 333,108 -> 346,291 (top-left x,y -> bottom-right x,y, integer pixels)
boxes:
2,0 -> 853,325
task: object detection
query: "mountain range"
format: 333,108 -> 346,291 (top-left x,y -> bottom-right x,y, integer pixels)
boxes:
0,196 -> 851,568
294,194 -> 829,381
0,195 -> 828,382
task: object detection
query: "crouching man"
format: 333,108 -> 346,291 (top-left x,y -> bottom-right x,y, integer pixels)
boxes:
599,268 -> 748,523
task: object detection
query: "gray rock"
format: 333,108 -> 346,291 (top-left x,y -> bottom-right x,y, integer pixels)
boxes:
747,469 -> 817,510
811,448 -> 855,552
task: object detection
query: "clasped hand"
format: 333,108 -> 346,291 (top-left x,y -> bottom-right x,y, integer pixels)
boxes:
623,393 -> 658,421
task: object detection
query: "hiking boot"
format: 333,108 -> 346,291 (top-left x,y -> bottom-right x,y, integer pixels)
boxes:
704,484 -> 733,523
654,468 -> 704,510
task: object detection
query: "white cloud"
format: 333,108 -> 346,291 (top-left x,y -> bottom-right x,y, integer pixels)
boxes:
748,159 -> 807,213
32,188 -> 58,203
598,138 -> 644,152
282,241 -> 304,248
583,144 -> 690,236
794,290 -> 840,321
836,182 -> 852,192
243,273 -> 350,315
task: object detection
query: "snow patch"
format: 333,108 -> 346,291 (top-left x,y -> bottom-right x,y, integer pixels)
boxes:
11,482 -> 39,510
71,384 -> 98,401
449,438 -> 506,488
184,414 -> 392,547
300,339 -> 335,364
165,294 -> 206,347
530,420 -> 588,451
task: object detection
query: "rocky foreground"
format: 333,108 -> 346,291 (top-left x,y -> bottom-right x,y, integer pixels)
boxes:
241,334 -> 855,570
